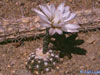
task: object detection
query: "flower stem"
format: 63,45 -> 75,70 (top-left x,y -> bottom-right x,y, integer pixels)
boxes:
43,28 -> 50,54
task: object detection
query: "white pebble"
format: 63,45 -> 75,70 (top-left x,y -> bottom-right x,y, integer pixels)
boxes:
31,52 -> 35,55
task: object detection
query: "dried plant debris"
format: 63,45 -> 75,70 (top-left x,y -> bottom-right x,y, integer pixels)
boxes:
26,48 -> 59,74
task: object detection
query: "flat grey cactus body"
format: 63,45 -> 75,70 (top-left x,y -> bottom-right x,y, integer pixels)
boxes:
26,48 -> 59,74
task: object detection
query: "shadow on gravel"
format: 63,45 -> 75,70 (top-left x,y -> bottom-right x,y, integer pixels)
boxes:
51,33 -> 87,59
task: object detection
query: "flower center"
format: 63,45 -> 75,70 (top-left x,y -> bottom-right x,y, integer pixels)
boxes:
50,20 -> 61,29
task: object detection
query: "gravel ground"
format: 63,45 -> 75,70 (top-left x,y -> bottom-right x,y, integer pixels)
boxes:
0,0 -> 100,75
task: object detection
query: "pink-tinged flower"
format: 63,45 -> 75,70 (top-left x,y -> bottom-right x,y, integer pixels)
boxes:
32,3 -> 80,36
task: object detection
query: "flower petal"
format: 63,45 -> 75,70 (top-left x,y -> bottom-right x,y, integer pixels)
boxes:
39,5 -> 52,18
67,29 -> 79,32
64,13 -> 76,22
38,14 -> 51,24
47,4 -> 55,15
55,28 -> 63,35
53,12 -> 61,24
65,24 -> 80,29
62,24 -> 80,32
49,28 -> 56,35
32,8 -> 45,16
57,3 -> 65,13
63,11 -> 70,19
32,8 -> 50,24
64,6 -> 70,13
58,22 -> 65,27
50,4 -> 56,15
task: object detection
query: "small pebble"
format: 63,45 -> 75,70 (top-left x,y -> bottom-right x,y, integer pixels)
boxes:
21,18 -> 30,23
7,65 -> 11,68
34,71 -> 39,75
56,67 -> 60,70
80,66 -> 85,69
23,53 -> 27,56
24,62 -> 27,65
2,54 -> 5,57
12,70 -> 16,74
31,60 -> 34,63
65,70 -> 70,74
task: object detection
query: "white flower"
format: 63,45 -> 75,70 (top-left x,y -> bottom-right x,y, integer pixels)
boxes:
32,3 -> 80,35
